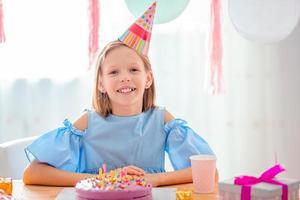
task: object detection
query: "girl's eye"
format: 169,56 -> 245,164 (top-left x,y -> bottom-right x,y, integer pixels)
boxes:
130,68 -> 139,72
109,70 -> 118,75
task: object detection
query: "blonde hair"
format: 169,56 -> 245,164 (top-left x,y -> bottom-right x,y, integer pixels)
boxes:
92,40 -> 156,117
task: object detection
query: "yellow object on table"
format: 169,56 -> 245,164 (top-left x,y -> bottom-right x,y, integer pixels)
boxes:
0,177 -> 13,195
176,188 -> 192,200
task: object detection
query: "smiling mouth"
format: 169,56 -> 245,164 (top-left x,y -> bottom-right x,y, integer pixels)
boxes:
116,88 -> 136,94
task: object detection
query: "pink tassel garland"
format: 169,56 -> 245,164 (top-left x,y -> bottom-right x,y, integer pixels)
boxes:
0,0 -> 6,43
88,0 -> 100,68
206,0 -> 224,95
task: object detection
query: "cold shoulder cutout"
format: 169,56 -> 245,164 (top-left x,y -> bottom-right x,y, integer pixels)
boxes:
73,111 -> 88,131
164,110 -> 175,124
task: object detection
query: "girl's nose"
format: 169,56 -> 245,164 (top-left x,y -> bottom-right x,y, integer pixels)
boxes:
121,75 -> 131,82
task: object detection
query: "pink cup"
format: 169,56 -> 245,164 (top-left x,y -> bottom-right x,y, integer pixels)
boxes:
190,154 -> 216,193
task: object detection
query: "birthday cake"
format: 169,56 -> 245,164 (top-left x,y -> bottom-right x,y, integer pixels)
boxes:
75,168 -> 152,200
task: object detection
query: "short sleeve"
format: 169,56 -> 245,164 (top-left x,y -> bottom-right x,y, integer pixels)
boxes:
25,119 -> 85,172
164,119 -> 215,170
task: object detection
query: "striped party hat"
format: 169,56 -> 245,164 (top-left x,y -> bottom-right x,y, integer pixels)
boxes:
119,1 -> 156,56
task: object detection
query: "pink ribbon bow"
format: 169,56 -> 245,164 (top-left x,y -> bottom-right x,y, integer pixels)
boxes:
234,164 -> 288,200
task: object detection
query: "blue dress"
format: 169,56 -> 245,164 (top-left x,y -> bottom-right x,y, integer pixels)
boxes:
25,107 -> 214,174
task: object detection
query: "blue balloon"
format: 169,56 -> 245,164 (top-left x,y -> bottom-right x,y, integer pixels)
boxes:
125,0 -> 190,24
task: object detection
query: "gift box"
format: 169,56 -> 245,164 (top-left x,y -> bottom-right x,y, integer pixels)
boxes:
0,177 -> 12,195
219,177 -> 300,200
219,164 -> 300,200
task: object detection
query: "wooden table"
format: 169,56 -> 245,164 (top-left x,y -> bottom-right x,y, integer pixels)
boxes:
12,180 -> 220,199
163,182 -> 219,200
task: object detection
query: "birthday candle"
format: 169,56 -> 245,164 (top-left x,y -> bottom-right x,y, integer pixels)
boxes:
102,163 -> 107,174
99,168 -> 104,180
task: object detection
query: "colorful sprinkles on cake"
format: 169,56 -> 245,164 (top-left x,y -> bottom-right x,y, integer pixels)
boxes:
77,166 -> 150,192
118,1 -> 156,55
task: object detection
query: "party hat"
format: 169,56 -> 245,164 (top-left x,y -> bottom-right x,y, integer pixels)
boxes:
119,1 -> 156,56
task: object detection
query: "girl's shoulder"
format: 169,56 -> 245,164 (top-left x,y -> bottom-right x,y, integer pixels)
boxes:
153,106 -> 175,124
164,109 -> 175,124
72,111 -> 88,131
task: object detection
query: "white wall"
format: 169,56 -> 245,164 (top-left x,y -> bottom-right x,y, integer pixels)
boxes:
211,1 -> 300,179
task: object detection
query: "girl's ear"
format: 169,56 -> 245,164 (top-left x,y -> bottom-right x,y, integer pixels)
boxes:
98,80 -> 106,93
145,71 -> 153,88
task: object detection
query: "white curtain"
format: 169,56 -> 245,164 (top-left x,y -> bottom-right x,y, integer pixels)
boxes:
1,0 -> 300,180
0,78 -> 93,141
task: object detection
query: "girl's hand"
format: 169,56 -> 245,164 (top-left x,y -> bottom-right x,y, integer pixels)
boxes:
121,165 -> 145,176
144,173 -> 160,187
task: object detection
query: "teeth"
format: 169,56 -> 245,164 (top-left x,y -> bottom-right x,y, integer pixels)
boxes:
118,88 -> 135,93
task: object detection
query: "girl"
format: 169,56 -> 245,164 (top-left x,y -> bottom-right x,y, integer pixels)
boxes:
23,40 -> 215,187
23,2 -> 215,187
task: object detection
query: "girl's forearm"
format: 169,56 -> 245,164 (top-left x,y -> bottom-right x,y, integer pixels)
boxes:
150,167 -> 193,186
148,168 -> 219,187
23,161 -> 95,186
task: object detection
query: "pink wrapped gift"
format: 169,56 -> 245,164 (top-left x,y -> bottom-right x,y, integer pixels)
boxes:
219,165 -> 300,200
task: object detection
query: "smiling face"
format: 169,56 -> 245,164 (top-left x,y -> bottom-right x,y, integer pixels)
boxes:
98,45 -> 153,115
